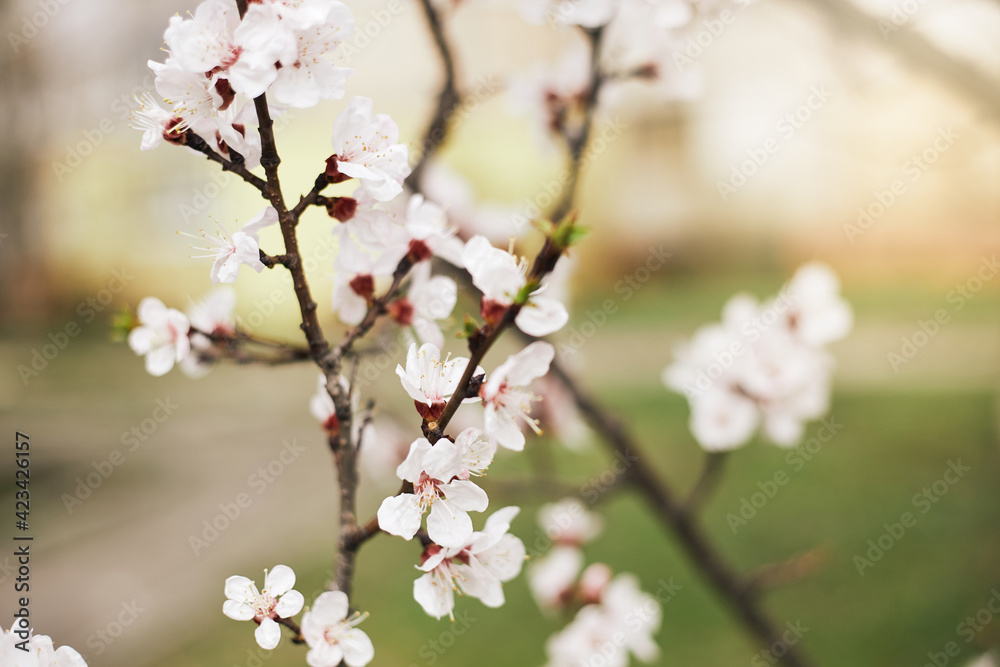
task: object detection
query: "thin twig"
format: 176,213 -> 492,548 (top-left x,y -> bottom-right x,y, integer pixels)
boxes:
685,452 -> 729,513
185,133 -> 268,194
407,0 -> 461,189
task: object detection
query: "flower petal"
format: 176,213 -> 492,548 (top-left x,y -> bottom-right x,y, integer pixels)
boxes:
255,617 -> 281,650
275,589 -> 304,618
377,493 -> 422,540
264,564 -> 296,597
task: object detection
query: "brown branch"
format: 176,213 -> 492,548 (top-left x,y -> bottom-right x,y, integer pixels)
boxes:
406,0 -> 461,189
550,26 -> 605,222
333,257 -> 415,360
275,616 -> 305,644
498,25 -> 816,667
185,133 -> 268,194
685,452 -> 729,513
291,172 -> 330,219
544,359 -> 814,667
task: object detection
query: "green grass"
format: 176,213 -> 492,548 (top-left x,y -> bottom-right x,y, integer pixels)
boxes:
148,386 -> 1000,667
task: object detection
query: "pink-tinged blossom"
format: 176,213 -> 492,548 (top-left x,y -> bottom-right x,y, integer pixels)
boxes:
396,343 -> 472,423
376,438 -> 489,548
268,4 -> 354,108
481,342 -> 555,451
301,591 -> 374,667
182,286 -> 237,377
223,564 -> 305,650
663,263 -> 850,451
529,545 -> 584,611
395,262 -> 458,350
130,93 -> 186,151
545,572 -> 661,667
164,0 -> 297,99
128,297 -> 191,377
538,497 -> 603,546
185,206 -> 277,284
413,506 -> 526,619
0,625 -> 88,666
463,236 -> 568,337
452,426 -> 496,479
328,97 -> 411,201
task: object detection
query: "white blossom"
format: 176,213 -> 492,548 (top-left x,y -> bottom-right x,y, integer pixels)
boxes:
0,625 -> 87,666
301,591 -> 374,667
328,97 -> 410,202
481,342 -> 555,450
413,506 -> 526,619
223,565 -> 305,650
128,297 -> 191,377
463,236 -> 568,337
376,438 -> 489,547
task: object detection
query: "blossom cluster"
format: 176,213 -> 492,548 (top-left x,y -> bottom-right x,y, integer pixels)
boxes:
223,565 -> 373,667
0,626 -> 87,666
663,263 -> 853,451
526,499 -> 662,666
509,0 -> 741,145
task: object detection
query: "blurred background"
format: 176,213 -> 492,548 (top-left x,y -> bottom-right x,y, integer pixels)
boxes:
2,0 -> 1000,664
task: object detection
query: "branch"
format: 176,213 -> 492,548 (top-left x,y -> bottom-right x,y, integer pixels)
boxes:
544,359 -> 814,667
685,452 -> 729,513
333,257 -> 415,360
407,0 -> 461,188
550,26 -> 605,222
275,616 -> 305,644
185,133 -> 268,194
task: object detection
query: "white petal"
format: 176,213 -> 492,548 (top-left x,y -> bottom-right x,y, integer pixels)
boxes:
307,643 -> 343,667
427,497 -> 474,548
377,493 -> 423,539
224,575 -> 257,603
275,589 -> 304,618
255,617 -> 281,650
442,479 -> 489,512
340,628 -> 375,667
396,438 -> 433,482
310,590 -> 349,624
516,295 -> 568,336
222,600 -> 255,621
264,564 -> 296,597
413,571 -> 455,619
